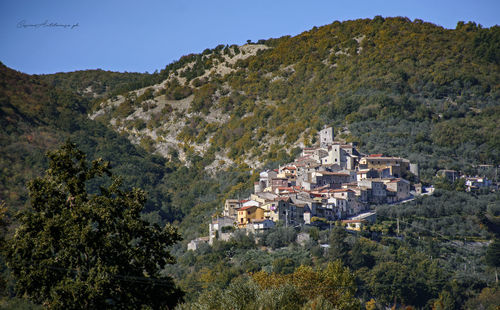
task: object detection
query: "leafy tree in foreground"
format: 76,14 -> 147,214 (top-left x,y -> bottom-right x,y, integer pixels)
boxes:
5,142 -> 183,309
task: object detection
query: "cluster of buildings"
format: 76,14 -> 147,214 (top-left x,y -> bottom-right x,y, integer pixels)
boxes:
437,169 -> 496,192
199,127 -> 420,246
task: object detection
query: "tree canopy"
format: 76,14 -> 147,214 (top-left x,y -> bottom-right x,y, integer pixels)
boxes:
5,142 -> 184,309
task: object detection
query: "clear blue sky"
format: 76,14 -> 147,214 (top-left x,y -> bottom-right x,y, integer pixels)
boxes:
0,0 -> 498,75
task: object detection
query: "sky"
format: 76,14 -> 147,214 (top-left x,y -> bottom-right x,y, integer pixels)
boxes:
0,0 -> 498,75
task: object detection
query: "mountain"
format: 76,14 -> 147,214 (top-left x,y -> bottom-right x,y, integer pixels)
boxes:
3,16 -> 499,233
2,16 -> 500,308
0,62 -> 252,241
87,17 -> 499,181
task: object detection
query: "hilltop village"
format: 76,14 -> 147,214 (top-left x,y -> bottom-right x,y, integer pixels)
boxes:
187,127 -> 422,249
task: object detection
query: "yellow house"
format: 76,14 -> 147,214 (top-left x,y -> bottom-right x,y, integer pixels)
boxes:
237,206 -> 265,228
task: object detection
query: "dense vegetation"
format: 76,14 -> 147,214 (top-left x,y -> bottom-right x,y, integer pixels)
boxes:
38,69 -> 157,99
1,16 -> 500,308
99,17 -> 499,181
14,188 -> 486,309
170,190 -> 500,309
5,143 -> 184,309
0,63 -> 252,231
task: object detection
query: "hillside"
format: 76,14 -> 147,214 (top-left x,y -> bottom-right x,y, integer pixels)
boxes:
0,62 -> 256,245
38,69 -> 158,99
89,17 -> 499,181
3,17 -> 499,239
1,16 -> 500,309
4,15 -> 497,242
0,64 -> 219,226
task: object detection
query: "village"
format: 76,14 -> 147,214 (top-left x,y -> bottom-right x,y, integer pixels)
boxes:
186,127 -> 499,251
187,127 -> 425,250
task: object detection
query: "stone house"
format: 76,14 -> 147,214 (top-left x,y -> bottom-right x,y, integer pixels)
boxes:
223,199 -> 241,218
187,236 -> 210,251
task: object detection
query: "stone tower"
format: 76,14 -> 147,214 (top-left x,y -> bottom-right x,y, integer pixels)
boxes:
319,126 -> 334,148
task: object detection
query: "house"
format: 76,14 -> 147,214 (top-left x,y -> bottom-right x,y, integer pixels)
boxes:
301,147 -> 320,158
317,188 -> 359,216
321,143 -> 359,170
237,206 -> 265,227
383,178 -> 411,201
187,236 -> 210,251
278,165 -> 298,185
319,197 -> 343,219
358,179 -> 387,204
465,176 -> 493,192
436,169 -> 459,183
341,183 -> 369,205
359,155 -> 410,178
330,188 -> 356,200
327,196 -> 352,218
301,171 -> 352,190
250,192 -> 278,205
271,177 -> 289,192
223,199 -> 241,218
267,197 -> 305,226
311,148 -> 329,164
414,183 -> 423,195
209,216 -> 236,244
261,199 -> 281,220
342,219 -> 367,231
357,168 -> 391,181
274,186 -> 299,195
258,170 -> 278,192
246,219 -> 275,232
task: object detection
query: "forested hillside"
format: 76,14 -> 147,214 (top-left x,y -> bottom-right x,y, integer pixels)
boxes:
38,69 -> 159,99
1,16 -> 500,309
89,17 -> 499,181
0,63 -> 251,231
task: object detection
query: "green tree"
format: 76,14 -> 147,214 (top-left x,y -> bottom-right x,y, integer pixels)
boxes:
486,238 -> 500,283
349,240 -> 375,269
367,261 -> 418,307
5,142 -> 183,309
0,201 -> 8,297
328,226 -> 350,262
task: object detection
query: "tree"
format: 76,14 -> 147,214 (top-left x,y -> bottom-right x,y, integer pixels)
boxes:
485,238 -> 500,283
6,142 -> 184,309
292,261 -> 359,309
328,226 -> 350,262
251,261 -> 360,309
350,240 -> 375,269
367,261 -> 419,307
0,201 -> 8,297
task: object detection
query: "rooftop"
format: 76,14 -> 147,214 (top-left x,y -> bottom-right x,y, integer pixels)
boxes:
239,205 -> 258,211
